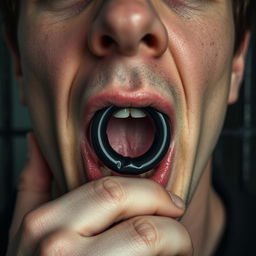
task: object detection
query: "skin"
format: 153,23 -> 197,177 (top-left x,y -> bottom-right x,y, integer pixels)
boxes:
6,0 -> 250,255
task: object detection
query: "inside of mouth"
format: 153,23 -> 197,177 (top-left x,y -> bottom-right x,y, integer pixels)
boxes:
107,115 -> 155,158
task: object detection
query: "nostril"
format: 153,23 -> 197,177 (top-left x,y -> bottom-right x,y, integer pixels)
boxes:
101,35 -> 115,49
142,34 -> 158,48
88,2 -> 168,57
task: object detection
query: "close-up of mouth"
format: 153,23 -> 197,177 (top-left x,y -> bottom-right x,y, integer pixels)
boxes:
81,91 -> 176,187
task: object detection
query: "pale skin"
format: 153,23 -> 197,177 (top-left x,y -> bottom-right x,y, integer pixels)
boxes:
6,0 -> 250,255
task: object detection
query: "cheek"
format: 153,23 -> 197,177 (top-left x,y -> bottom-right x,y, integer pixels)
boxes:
19,23 -> 73,98
18,6 -> 92,100
162,11 -> 235,134
173,19 -> 234,94
161,8 -> 235,197
17,15 -> 89,187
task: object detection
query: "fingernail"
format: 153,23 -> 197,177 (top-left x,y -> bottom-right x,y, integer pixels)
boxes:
168,192 -> 185,209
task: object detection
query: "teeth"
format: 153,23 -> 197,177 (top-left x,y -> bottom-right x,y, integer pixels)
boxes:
130,108 -> 146,118
113,108 -> 146,119
113,108 -> 130,118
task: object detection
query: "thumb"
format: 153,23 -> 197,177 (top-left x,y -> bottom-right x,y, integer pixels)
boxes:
9,132 -> 53,239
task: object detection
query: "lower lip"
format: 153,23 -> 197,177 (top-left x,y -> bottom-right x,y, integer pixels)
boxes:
81,138 -> 174,187
149,147 -> 173,186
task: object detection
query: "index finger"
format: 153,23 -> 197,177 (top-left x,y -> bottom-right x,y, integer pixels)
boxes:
36,176 -> 185,237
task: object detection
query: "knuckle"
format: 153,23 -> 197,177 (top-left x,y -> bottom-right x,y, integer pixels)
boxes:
145,178 -> 164,199
92,177 -> 126,204
37,231 -> 73,256
22,210 -> 44,238
131,217 -> 159,249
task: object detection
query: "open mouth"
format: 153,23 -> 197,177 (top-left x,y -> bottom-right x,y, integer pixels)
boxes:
81,93 -> 175,186
107,108 -> 155,158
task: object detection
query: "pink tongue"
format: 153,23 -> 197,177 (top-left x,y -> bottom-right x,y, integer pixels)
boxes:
107,116 -> 155,157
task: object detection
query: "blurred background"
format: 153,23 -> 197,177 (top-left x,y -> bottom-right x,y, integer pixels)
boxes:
0,26 -> 255,254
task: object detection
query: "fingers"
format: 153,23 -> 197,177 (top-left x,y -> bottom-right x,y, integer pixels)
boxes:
8,149 -> 188,256
34,230 -> 83,256
9,133 -> 53,239
92,215 -> 193,256
13,176 -> 185,255
31,176 -> 185,237
33,216 -> 193,256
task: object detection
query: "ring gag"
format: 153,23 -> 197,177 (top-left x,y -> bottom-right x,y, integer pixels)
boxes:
90,106 -> 171,175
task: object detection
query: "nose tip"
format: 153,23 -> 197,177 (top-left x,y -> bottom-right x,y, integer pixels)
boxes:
88,0 -> 168,57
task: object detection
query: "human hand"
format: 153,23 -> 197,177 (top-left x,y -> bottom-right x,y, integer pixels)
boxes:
7,133 -> 193,255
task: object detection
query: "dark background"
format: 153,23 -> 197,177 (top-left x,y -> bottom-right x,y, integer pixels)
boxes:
0,27 -> 255,254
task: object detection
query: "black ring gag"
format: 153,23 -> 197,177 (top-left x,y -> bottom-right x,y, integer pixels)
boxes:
90,106 -> 170,175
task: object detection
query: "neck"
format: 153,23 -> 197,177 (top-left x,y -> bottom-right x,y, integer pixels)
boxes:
181,160 -> 226,256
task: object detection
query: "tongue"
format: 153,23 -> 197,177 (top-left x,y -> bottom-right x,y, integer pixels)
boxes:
107,116 -> 155,157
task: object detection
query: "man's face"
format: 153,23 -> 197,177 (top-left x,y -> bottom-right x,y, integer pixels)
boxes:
16,0 -> 236,201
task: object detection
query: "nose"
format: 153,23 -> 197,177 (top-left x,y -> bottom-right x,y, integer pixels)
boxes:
88,0 -> 168,57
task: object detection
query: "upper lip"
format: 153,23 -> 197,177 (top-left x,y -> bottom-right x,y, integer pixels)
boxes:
82,89 -> 175,136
